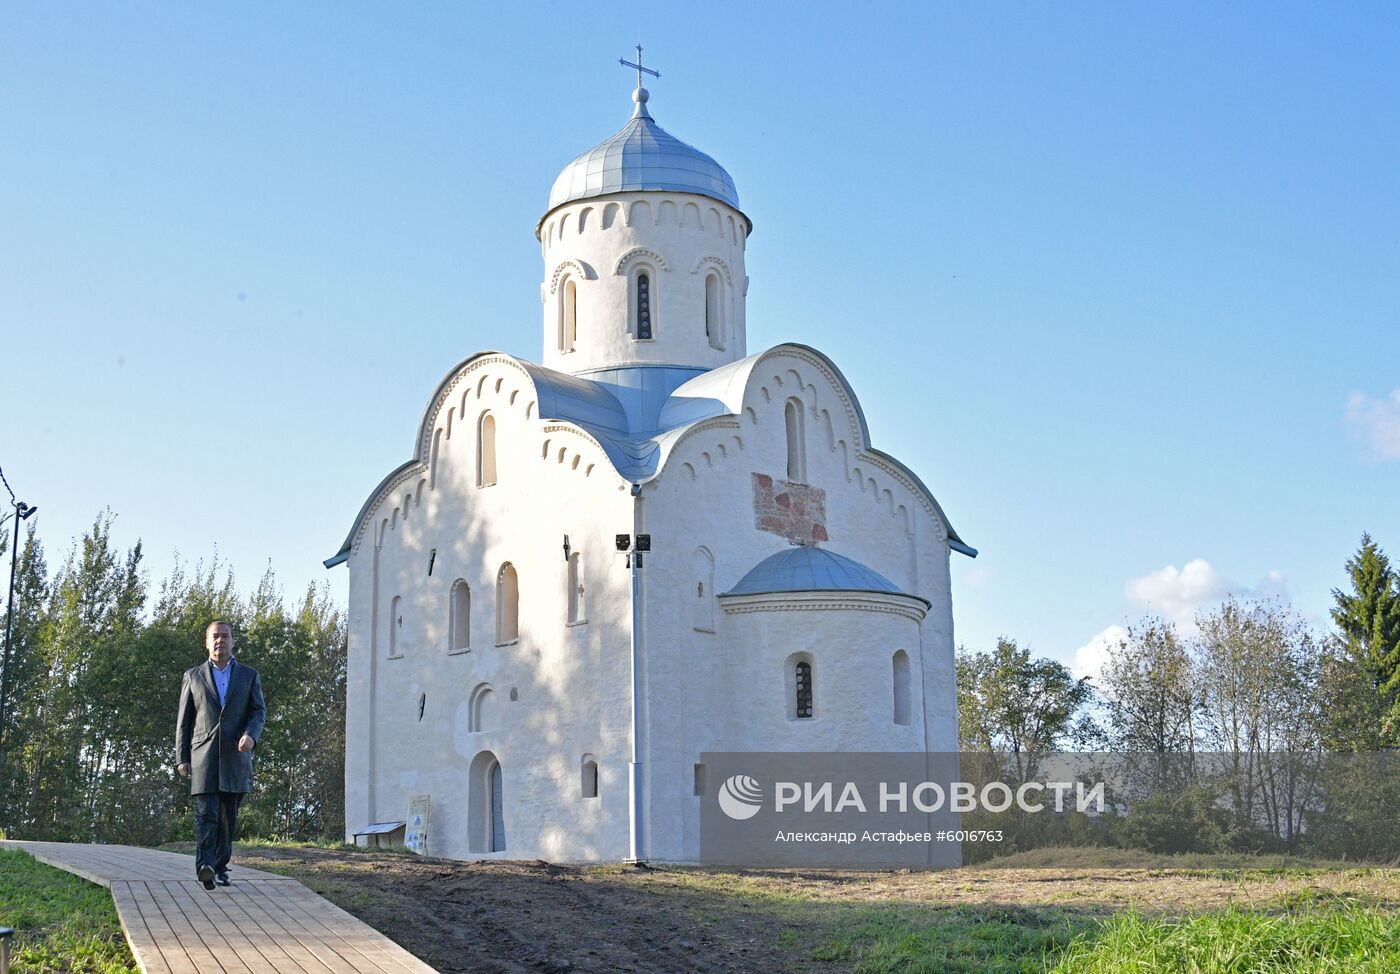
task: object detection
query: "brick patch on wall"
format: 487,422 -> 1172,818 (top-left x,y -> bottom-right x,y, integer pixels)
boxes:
752,472 -> 829,545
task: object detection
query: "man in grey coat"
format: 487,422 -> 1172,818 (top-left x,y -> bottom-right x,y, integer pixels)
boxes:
175,620 -> 266,890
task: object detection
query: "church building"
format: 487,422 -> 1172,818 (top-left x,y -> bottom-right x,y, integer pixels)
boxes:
325,69 -> 976,862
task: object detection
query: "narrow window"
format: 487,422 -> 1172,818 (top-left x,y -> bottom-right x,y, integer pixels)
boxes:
560,277 -> 578,353
704,272 -> 723,349
477,412 -> 497,487
450,579 -> 471,651
692,547 -> 715,632
636,272 -> 653,339
893,650 -> 912,725
567,552 -> 585,624
693,763 -> 706,797
497,563 -> 519,643
795,660 -> 813,718
581,755 -> 599,798
389,595 -> 403,658
785,398 -> 806,483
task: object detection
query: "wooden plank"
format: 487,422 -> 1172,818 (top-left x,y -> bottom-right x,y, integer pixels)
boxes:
110,881 -> 175,974
241,884 -> 427,974
205,889 -> 316,974
232,884 -> 378,974
128,881 -> 203,974
142,879 -> 235,974
0,841 -> 438,974
178,879 -> 303,974
11,841 -> 114,888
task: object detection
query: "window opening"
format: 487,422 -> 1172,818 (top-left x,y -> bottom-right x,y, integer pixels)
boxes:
795,660 -> 813,718
636,273 -> 652,339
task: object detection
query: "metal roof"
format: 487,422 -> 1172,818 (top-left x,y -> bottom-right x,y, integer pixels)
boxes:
545,87 -> 741,215
324,346 -> 976,567
723,546 -> 923,602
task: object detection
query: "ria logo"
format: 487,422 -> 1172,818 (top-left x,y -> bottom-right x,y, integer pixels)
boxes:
717,774 -> 764,820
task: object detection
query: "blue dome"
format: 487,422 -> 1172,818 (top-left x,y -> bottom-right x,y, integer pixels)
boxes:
724,547 -> 910,599
545,87 -> 740,215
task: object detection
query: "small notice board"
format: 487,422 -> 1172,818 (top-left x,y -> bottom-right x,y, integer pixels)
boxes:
406,794 -> 430,855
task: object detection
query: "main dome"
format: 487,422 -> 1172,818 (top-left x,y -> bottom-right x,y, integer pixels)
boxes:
545,87 -> 741,215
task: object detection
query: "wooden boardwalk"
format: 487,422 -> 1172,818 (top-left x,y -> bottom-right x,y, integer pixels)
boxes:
1,841 -> 440,974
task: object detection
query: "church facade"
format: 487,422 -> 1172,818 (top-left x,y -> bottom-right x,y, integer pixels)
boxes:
325,81 -> 975,863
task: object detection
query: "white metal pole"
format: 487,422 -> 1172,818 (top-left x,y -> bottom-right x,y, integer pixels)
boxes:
627,545 -> 642,862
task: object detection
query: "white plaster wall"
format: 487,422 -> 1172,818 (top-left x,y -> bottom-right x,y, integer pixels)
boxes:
538,192 -> 748,375
342,346 -> 963,865
343,355 -> 636,861
637,345 -> 959,862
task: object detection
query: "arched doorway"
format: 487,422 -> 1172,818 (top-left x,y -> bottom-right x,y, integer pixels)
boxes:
469,750 -> 506,853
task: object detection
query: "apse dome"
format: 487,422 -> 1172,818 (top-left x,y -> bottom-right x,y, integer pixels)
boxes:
724,546 -> 925,604
544,87 -> 742,218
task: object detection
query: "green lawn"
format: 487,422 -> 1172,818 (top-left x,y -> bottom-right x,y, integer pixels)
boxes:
0,849 -> 137,974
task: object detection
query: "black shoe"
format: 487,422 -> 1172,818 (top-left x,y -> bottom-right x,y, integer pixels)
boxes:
198,864 -> 215,890
215,871 -> 231,887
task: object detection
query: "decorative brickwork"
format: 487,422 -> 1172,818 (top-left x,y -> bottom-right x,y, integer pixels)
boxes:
752,472 -> 829,544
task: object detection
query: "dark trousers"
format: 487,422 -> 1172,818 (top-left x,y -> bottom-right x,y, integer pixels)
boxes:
193,791 -> 244,874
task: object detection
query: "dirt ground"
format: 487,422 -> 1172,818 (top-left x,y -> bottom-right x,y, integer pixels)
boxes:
214,844 -> 1400,974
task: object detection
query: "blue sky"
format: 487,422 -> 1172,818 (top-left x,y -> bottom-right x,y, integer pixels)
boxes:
2,3 -> 1396,674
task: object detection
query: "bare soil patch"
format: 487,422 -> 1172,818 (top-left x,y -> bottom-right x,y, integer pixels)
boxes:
195,843 -> 1400,974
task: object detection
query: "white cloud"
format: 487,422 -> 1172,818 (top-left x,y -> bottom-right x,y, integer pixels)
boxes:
1126,559 -> 1230,626
1070,625 -> 1128,683
1346,388 -> 1400,461
1123,560 -> 1290,633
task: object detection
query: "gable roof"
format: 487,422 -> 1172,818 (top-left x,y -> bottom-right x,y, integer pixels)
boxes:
324,345 -> 975,566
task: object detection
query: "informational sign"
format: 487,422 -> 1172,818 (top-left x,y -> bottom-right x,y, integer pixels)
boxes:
405,794 -> 430,855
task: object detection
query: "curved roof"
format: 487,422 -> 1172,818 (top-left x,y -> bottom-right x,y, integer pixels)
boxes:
324,345 -> 975,567
543,87 -> 743,221
723,546 -> 926,605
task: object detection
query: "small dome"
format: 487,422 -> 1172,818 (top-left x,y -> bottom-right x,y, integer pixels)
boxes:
545,87 -> 740,215
724,547 -> 910,599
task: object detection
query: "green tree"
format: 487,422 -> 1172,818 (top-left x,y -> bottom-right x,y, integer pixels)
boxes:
1325,534 -> 1400,749
1098,617 -> 1196,754
0,522 -> 50,829
956,637 -> 1095,771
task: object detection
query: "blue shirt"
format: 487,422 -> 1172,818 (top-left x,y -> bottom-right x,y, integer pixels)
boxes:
210,659 -> 233,708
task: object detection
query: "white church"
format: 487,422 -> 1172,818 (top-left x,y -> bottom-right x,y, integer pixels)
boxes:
325,70 -> 976,863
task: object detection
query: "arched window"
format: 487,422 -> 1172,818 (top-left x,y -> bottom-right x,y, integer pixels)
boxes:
450,579 -> 471,652
581,754 -> 599,798
785,398 -> 806,483
496,563 -> 519,643
692,547 -> 715,632
567,552 -> 585,624
469,683 -> 497,732
704,272 -> 723,349
632,270 -> 654,340
477,412 -> 497,487
388,595 -> 403,658
795,660 -> 813,719
786,653 -> 814,719
893,650 -> 912,725
559,277 -> 577,353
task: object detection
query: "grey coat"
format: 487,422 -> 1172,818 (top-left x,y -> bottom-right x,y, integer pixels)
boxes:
175,659 -> 266,795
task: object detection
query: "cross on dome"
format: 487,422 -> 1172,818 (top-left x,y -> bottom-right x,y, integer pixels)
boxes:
618,45 -> 659,118
618,44 -> 659,91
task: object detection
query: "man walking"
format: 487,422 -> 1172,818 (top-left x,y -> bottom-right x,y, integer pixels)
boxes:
175,620 -> 266,890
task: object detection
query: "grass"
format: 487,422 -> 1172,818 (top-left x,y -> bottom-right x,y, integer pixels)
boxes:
811,903 -> 1096,974
0,848 -> 137,974
1050,907 -> 1400,973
